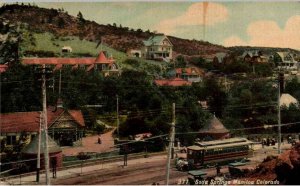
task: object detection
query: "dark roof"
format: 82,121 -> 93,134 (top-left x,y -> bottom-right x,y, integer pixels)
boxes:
199,116 -> 229,134
1,108 -> 85,133
22,136 -> 61,154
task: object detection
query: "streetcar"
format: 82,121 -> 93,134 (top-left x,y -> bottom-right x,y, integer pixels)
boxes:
187,138 -> 253,169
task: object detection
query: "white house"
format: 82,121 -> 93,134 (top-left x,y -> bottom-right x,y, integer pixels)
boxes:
274,52 -> 297,70
61,46 -> 73,53
142,34 -> 173,62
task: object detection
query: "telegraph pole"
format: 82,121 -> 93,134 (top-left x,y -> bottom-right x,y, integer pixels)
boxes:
277,73 -> 283,154
36,112 -> 42,182
59,69 -> 62,98
171,103 -> 175,159
165,103 -> 175,185
42,64 -> 50,185
116,95 -> 119,139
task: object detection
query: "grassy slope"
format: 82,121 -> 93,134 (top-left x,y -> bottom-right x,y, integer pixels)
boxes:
23,32 -> 167,74
32,32 -> 126,61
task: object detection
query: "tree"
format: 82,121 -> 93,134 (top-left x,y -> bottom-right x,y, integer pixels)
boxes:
77,11 -> 85,30
204,78 -> 228,117
57,17 -> 65,29
175,55 -> 187,68
285,78 -> 300,101
136,28 -> 143,33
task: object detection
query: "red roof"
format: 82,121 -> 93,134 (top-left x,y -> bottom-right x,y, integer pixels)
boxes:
21,51 -> 116,72
154,78 -> 192,87
1,108 -> 85,133
68,110 -> 85,127
95,51 -> 110,64
22,58 -> 96,65
0,64 -> 8,73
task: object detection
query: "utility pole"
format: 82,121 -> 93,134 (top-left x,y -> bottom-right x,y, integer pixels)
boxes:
165,103 -> 175,185
171,103 -> 175,159
36,112 -> 42,182
116,95 -> 119,139
42,64 -> 50,185
59,69 -> 62,98
277,72 -> 283,154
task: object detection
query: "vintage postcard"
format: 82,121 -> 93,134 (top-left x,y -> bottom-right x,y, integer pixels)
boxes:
1,1 -> 300,185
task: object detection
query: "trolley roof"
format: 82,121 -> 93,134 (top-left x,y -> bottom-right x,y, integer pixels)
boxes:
188,138 -> 253,151
195,138 -> 249,147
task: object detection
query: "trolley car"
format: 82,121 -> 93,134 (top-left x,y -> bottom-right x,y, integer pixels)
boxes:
187,138 -> 253,169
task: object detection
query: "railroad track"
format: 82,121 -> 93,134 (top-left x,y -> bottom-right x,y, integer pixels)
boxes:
52,159 -> 169,185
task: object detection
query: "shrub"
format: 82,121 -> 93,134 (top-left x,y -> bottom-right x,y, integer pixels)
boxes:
77,152 -> 91,160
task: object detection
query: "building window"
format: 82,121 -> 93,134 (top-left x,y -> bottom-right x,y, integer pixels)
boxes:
6,135 -> 16,145
31,134 -> 36,140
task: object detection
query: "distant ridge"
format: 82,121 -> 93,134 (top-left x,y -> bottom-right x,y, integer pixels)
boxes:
0,3 -> 228,56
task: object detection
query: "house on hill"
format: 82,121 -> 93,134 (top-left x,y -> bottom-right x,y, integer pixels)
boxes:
240,50 -> 269,64
142,34 -> 173,62
273,52 -> 298,70
22,51 -> 120,76
0,108 -> 85,148
61,46 -> 72,53
175,67 -> 204,83
212,52 -> 228,67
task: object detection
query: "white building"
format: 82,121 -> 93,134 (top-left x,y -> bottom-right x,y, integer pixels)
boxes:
142,34 -> 173,62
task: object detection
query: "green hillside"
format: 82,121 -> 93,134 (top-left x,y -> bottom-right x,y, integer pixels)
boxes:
22,32 -> 126,60
21,31 -> 166,75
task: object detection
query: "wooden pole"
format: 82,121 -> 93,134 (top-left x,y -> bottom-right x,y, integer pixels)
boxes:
165,103 -> 175,185
42,64 -> 50,185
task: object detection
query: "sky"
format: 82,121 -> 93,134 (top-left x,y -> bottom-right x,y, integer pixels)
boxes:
2,1 -> 300,50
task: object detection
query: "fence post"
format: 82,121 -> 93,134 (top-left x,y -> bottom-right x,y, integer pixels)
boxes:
81,160 -> 83,175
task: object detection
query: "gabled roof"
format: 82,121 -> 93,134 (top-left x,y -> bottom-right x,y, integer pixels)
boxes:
275,52 -> 295,62
154,78 -> 192,87
214,52 -> 227,63
1,108 -> 85,133
68,110 -> 85,127
242,50 -> 261,58
143,34 -> 173,47
95,51 -> 111,64
199,116 -> 229,134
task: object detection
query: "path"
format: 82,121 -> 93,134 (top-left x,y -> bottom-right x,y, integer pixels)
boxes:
62,129 -> 116,156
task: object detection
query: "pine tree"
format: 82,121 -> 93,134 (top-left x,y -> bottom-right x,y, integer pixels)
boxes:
77,11 -> 85,30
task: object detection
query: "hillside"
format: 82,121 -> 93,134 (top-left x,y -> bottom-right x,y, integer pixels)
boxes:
0,3 -> 228,56
229,46 -> 300,56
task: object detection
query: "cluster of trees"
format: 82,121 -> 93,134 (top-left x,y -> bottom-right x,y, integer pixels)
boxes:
1,63 -> 224,144
2,61 -> 300,144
